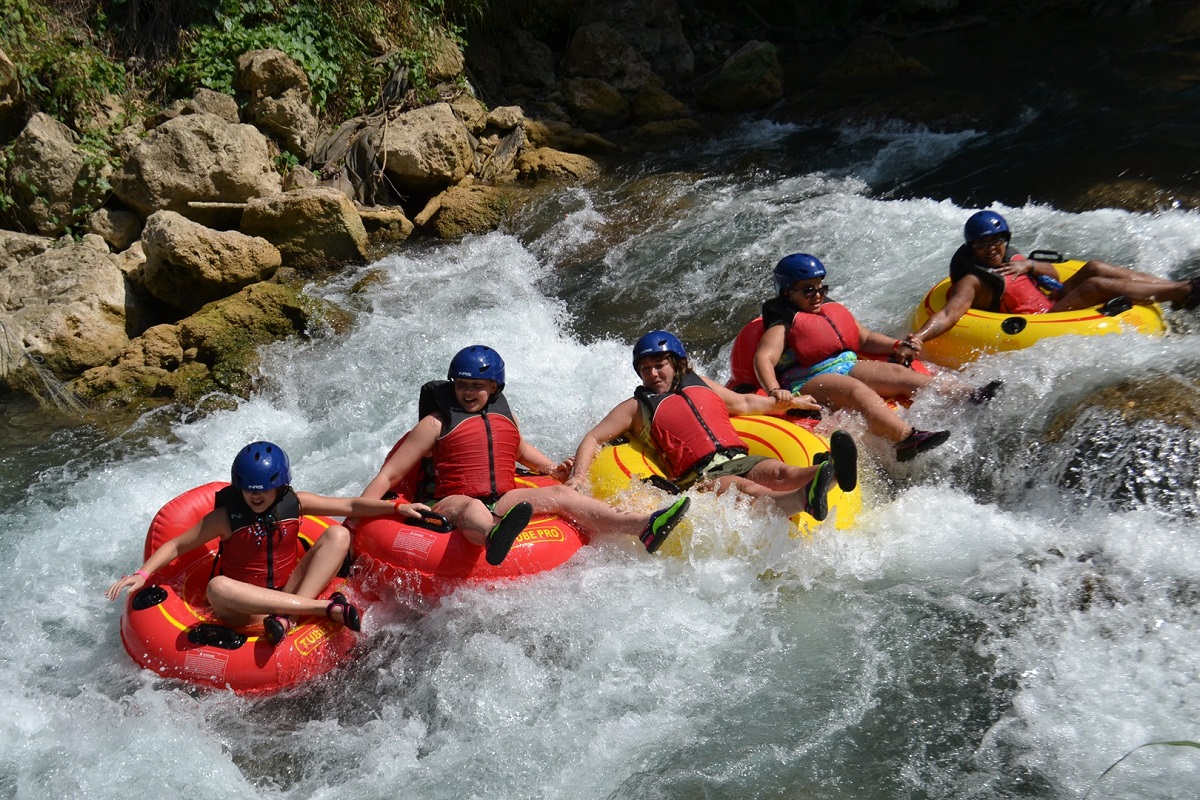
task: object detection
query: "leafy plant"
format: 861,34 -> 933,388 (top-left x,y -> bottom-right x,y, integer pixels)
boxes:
0,0 -> 128,124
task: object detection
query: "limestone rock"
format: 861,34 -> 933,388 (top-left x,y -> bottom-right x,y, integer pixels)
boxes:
0,46 -> 24,136
560,78 -> 631,131
818,36 -> 932,87
241,187 -> 370,271
425,29 -> 466,84
487,106 -> 526,132
0,241 -> 130,378
379,103 -> 474,196
417,183 -> 515,239
358,206 -> 415,247
87,208 -> 143,252
0,230 -> 53,272
111,113 -> 281,226
629,84 -> 689,123
140,210 -> 282,312
449,93 -> 489,136
574,0 -> 694,82
236,49 -> 319,159
516,147 -> 601,182
697,41 -> 783,111
562,23 -> 656,91
7,113 -> 112,236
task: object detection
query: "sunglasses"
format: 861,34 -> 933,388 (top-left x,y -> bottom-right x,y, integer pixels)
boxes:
790,284 -> 829,298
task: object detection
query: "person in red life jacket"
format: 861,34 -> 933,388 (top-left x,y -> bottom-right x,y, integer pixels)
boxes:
756,254 -> 1001,462
106,441 -> 427,644
568,331 -> 858,522
360,345 -> 692,556
901,210 -> 1200,353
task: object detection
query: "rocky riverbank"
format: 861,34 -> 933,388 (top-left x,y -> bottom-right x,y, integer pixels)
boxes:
1,0 -> 1193,419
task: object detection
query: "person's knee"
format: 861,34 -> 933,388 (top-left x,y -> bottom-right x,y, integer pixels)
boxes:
318,524 -> 350,554
206,575 -> 235,605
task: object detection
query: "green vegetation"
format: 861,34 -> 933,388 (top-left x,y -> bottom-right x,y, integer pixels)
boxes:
1,0 -> 490,129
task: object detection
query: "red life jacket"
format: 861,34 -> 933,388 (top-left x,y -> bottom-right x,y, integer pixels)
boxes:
784,302 -> 861,368
213,485 -> 301,590
635,373 -> 747,480
998,270 -> 1055,314
727,317 -> 765,391
422,380 -> 521,502
950,243 -> 1053,313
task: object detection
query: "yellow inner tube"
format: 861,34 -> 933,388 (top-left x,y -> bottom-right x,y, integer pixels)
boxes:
910,260 -> 1166,368
588,415 -> 861,535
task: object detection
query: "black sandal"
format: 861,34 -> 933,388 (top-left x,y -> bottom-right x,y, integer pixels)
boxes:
326,592 -> 361,632
263,614 -> 292,646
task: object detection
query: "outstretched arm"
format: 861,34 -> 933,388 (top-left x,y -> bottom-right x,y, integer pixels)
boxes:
568,399 -> 639,489
360,415 -> 442,500
701,374 -> 819,416
296,492 -> 432,520
106,510 -> 225,600
907,275 -> 981,346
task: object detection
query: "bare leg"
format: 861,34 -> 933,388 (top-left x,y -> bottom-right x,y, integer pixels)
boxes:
281,524 -> 350,598
495,484 -> 652,538
432,495 -> 495,545
803,373 -> 912,442
1052,260 -> 1191,311
847,360 -> 940,397
206,576 -> 352,627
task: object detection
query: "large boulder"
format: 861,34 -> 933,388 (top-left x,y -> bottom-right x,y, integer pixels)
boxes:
414,182 -> 518,239
516,147 -> 601,182
562,23 -> 656,91
575,0 -> 693,83
235,49 -> 319,159
379,103 -> 475,196
560,78 -> 631,131
111,113 -> 281,227
817,36 -> 932,88
72,282 -> 350,406
140,210 -> 281,312
467,28 -> 556,93
87,208 -> 143,252
0,46 -> 22,137
6,113 -> 112,236
241,187 -> 370,271
157,88 -> 241,125
0,230 -> 53,272
696,41 -> 783,111
425,29 -> 466,84
0,239 -> 130,380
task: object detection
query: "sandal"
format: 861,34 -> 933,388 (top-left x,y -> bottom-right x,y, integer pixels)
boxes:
326,591 -> 362,632
263,614 -> 292,646
485,501 -> 534,566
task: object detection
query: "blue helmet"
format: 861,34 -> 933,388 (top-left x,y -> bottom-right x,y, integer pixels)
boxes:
231,441 -> 291,491
448,345 -> 505,389
963,210 -> 1011,243
773,253 -> 827,295
632,330 -> 687,372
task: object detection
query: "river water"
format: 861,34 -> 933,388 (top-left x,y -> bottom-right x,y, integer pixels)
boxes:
2,111 -> 1200,797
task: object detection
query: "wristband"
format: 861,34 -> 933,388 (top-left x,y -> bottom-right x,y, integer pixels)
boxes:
134,569 -> 150,581
391,499 -> 407,514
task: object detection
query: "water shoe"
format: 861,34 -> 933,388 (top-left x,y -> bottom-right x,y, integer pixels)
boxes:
485,501 -> 533,565
895,429 -> 951,462
968,379 -> 1004,405
640,496 -> 691,554
805,457 -> 838,521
